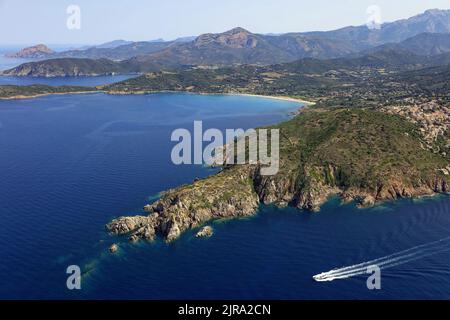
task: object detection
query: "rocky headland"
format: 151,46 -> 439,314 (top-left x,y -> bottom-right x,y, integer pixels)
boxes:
107,108 -> 449,243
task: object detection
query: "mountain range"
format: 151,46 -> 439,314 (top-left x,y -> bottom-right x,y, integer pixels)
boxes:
3,9 -> 450,77
362,32 -> 450,56
303,8 -> 450,49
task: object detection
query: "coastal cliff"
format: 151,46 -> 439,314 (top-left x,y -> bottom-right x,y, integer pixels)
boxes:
107,166 -> 259,242
107,108 -> 449,242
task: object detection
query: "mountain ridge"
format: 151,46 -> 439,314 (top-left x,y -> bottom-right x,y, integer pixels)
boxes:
363,32 -> 450,56
3,9 -> 450,77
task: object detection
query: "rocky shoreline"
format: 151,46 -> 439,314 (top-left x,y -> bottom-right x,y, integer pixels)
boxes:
106,166 -> 260,242
106,164 -> 448,243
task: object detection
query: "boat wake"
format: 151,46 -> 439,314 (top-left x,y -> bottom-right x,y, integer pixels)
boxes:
313,236 -> 450,282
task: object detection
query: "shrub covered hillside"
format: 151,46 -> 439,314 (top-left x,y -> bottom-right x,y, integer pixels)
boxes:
107,108 -> 449,243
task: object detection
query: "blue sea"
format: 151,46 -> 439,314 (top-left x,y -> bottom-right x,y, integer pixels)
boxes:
0,86 -> 449,299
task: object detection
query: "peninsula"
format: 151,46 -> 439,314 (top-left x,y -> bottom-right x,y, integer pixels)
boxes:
0,85 -> 96,100
106,106 -> 449,242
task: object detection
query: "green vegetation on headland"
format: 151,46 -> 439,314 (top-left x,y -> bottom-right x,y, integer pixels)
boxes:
0,85 -> 96,99
107,107 -> 449,243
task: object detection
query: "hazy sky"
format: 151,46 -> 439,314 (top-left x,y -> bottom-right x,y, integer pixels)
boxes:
1,0 -> 449,45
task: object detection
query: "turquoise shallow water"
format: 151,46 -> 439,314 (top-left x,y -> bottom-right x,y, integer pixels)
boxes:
0,92 -> 449,299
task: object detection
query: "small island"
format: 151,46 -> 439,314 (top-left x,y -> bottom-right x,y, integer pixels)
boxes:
196,226 -> 214,238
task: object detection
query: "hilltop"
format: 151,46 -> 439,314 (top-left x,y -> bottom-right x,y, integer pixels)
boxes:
304,8 -> 450,48
6,44 -> 54,59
